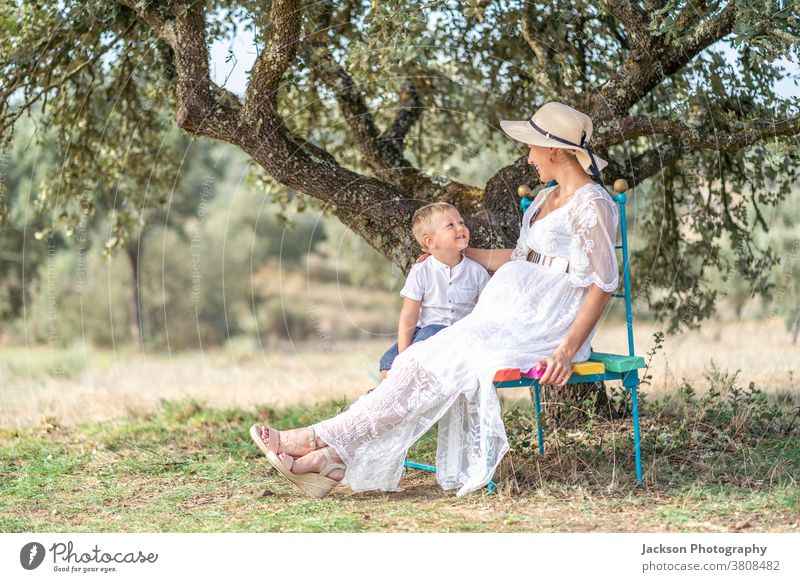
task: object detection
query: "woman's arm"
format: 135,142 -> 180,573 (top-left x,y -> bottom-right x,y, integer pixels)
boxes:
463,247 -> 514,272
397,298 -> 421,353
536,284 -> 612,386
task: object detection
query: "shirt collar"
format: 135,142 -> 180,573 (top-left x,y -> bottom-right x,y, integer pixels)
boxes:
428,253 -> 466,276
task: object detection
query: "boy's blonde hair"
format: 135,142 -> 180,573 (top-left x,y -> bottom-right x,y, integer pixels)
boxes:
412,202 -> 457,249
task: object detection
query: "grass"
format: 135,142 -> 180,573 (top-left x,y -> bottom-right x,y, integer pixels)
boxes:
3,316 -> 797,429
1,395 -> 797,533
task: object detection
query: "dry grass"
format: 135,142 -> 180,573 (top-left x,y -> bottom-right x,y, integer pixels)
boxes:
0,317 -> 796,429
593,316 -> 799,394
0,341 -> 383,428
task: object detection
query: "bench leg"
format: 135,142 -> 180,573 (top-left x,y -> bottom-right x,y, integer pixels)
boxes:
533,384 -> 544,456
403,460 -> 436,472
624,372 -> 644,487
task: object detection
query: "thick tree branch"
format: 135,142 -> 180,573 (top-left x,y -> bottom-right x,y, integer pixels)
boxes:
764,27 -> 800,45
295,1 -> 445,196
683,3 -> 737,60
314,50 -> 394,174
591,3 -> 737,117
114,0 -> 440,266
599,0 -> 650,44
482,154 -> 540,246
242,0 -> 302,121
116,1 -> 173,43
232,115 -> 424,271
307,44 -> 477,206
603,142 -> 683,185
379,78 -> 424,158
118,0 -> 240,138
597,115 -> 800,151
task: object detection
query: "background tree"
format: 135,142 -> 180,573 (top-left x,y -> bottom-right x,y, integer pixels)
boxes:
0,114 -> 55,326
2,1 -> 798,345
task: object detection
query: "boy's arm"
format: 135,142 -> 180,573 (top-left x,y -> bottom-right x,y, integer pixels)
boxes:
397,298 -> 421,353
463,247 -> 513,272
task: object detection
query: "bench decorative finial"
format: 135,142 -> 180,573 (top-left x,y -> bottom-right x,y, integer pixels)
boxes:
517,184 -> 531,199
613,178 -> 629,193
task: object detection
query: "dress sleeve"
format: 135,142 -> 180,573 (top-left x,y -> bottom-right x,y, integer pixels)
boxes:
400,263 -> 425,301
567,191 -> 620,292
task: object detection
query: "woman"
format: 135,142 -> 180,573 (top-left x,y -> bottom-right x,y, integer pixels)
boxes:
250,102 -> 620,498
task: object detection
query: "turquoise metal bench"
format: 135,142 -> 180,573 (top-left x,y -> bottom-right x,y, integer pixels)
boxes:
403,178 -> 646,491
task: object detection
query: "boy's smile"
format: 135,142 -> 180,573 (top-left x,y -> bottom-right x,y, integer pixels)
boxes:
426,209 -> 470,253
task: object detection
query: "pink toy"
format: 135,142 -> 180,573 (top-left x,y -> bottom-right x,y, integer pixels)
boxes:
522,365 -> 547,380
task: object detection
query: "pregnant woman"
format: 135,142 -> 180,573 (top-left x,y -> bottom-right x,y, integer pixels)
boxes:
250,102 -> 620,498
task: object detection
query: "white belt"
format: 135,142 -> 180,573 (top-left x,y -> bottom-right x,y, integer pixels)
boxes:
527,249 -> 570,273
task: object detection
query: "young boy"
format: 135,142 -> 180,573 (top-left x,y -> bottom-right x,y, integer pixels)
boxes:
378,202 -> 490,380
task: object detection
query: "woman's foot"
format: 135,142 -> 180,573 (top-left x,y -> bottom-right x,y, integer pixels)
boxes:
251,424 -> 322,457
265,447 -> 346,499
287,447 -> 345,482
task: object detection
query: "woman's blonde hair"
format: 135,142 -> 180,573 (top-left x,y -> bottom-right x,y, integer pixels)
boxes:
412,202 -> 456,249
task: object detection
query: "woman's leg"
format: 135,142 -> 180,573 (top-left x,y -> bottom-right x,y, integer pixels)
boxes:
255,330 -> 465,492
310,356 -> 462,492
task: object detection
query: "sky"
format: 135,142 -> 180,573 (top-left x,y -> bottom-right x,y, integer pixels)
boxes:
207,23 -> 799,101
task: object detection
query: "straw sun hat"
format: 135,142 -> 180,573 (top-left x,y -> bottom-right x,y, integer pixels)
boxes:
500,102 -> 608,181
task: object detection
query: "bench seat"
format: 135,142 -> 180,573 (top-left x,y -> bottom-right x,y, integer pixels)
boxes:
492,351 -> 645,387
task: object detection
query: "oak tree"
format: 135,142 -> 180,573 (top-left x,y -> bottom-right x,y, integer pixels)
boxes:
2,0 -> 799,337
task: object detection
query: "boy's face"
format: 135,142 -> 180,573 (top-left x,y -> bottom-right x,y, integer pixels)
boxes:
424,209 -> 470,252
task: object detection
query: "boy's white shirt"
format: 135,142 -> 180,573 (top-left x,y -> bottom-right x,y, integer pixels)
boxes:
400,254 -> 490,327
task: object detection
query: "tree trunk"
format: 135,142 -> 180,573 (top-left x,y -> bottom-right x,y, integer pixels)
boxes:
125,243 -> 144,352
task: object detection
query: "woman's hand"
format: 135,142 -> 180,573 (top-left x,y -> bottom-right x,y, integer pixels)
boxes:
415,252 -> 430,264
535,346 -> 575,387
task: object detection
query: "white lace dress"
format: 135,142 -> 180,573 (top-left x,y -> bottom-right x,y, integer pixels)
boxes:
313,183 -> 620,496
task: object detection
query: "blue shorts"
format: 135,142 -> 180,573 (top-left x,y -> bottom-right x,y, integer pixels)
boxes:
379,324 -> 447,371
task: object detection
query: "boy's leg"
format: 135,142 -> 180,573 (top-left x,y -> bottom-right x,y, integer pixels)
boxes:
371,325 -> 430,393
373,325 -> 444,392
378,342 -> 401,375
410,324 -> 448,344
370,334 -> 410,394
